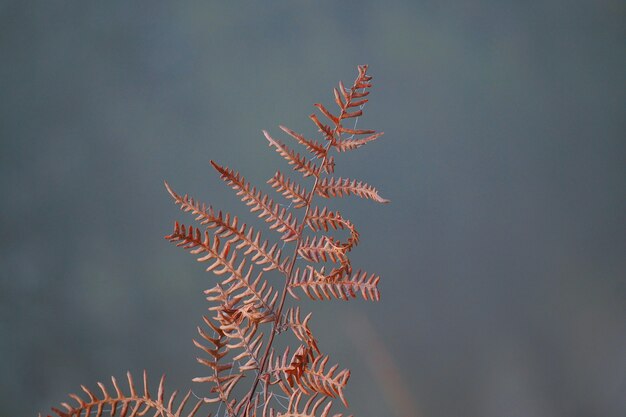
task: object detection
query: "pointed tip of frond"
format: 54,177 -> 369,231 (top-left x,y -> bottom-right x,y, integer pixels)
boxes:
164,180 -> 178,200
262,129 -> 277,148
211,160 -> 237,182
209,159 -> 222,172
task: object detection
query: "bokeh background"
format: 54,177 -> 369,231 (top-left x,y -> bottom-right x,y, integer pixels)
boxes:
1,1 -> 624,416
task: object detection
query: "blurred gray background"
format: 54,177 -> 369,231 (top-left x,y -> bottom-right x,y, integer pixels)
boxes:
1,1 -> 625,416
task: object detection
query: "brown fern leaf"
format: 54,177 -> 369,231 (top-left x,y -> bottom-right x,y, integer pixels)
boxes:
333,131 -> 384,153
210,161 -> 299,242
207,284 -> 267,373
267,171 -> 310,209
353,64 -> 372,89
298,235 -> 349,264
264,345 -> 314,395
222,315 -> 264,372
338,77 -> 371,106
319,262 -> 353,283
306,207 -> 359,251
269,391 -> 347,417
314,103 -> 340,125
308,64 -> 374,148
166,222 -> 278,315
204,281 -> 275,325
314,102 -> 362,131
46,371 -> 204,417
309,113 -> 335,143
263,349 -> 291,397
282,306 -> 320,356
285,345 -> 314,389
215,267 -> 279,321
264,348 -> 350,408
192,315 -> 242,409
193,315 -> 228,367
322,155 -> 335,174
289,267 -> 380,301
263,130 -> 321,178
333,86 -> 345,109
299,356 -> 351,408
279,125 -> 327,159
316,176 -> 389,203
207,284 -> 275,325
166,181 -> 290,273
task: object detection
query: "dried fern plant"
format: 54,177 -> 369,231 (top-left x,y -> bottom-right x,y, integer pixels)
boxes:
42,65 -> 387,417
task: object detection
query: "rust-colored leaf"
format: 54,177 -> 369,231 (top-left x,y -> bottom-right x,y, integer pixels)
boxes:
333,132 -> 384,153
211,161 -> 300,242
267,171 -> 310,209
46,371 -> 204,417
263,131 -> 321,178
279,125 -> 327,159
289,267 -> 380,302
166,181 -> 290,273
317,176 -> 390,203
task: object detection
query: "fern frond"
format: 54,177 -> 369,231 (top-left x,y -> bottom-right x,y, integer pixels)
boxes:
221,313 -> 265,372
263,131 -> 321,178
289,267 -> 380,301
193,315 -> 229,367
309,114 -> 335,143
46,371 -> 203,417
333,131 -> 384,153
207,283 -> 275,325
298,236 -> 349,264
314,101 -> 364,131
272,391 -> 346,417
338,82 -> 370,105
308,64 -> 375,148
267,171 -> 310,209
322,156 -> 335,174
300,356 -> 350,407
203,284 -> 269,374
166,222 -> 278,315
192,315 -> 243,413
279,125 -> 327,159
166,181 -> 290,273
265,345 -> 313,395
210,161 -> 299,242
306,207 -> 359,251
314,103 -> 340,125
282,307 -> 320,356
316,176 -> 389,203
265,349 -> 350,408
332,87 -> 345,109
337,126 -> 375,135
206,263 -> 279,323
